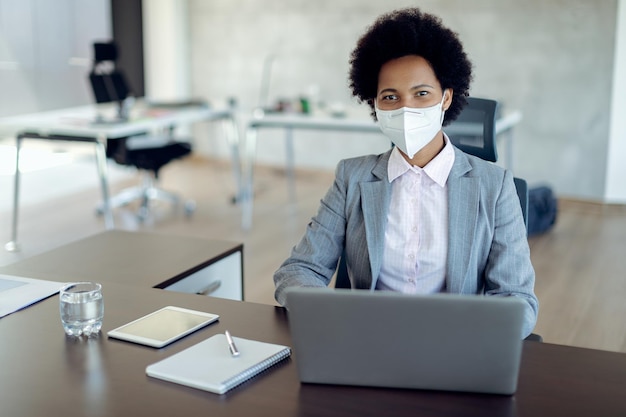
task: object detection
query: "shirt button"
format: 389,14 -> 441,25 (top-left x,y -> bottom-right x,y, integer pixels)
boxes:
412,226 -> 417,232
408,254 -> 415,259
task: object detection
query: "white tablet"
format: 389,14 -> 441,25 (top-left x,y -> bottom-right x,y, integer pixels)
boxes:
107,306 -> 219,348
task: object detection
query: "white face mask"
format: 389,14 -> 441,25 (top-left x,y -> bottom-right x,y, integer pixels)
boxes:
375,95 -> 446,159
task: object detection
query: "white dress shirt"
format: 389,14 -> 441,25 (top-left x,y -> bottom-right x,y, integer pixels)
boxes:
376,136 -> 455,294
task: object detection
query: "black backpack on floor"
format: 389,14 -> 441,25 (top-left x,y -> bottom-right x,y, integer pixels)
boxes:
528,186 -> 558,236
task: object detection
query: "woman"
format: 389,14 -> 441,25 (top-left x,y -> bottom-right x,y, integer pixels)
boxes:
273,8 -> 538,337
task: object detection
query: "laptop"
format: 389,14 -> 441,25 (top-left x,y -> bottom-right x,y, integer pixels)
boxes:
285,288 -> 526,395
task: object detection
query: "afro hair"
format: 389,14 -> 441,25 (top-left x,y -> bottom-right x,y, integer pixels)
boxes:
349,8 -> 473,125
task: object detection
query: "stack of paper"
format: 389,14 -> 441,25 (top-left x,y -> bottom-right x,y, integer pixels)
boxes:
0,274 -> 63,318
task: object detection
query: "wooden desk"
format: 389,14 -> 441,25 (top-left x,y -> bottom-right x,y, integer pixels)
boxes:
0,229 -> 624,416
0,281 -> 625,417
0,230 -> 244,301
0,102 -> 240,251
1,231 -> 624,416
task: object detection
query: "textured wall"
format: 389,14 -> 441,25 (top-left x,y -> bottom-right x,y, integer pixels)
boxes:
189,0 -> 617,201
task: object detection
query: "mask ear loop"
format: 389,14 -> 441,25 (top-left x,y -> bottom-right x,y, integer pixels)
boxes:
439,92 -> 448,124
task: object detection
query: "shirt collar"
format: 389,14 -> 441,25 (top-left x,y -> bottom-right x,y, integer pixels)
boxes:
387,133 -> 455,187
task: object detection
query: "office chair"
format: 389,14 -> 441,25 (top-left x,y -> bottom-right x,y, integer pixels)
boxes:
335,97 -> 542,342
89,41 -> 194,220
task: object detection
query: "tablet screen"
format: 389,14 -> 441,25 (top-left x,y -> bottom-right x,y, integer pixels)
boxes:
108,306 -> 219,348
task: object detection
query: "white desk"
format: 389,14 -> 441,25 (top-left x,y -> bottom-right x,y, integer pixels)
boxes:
1,102 -> 240,252
241,111 -> 522,229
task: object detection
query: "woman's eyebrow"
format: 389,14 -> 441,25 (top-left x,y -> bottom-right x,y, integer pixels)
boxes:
377,87 -> 398,95
410,83 -> 436,91
378,84 -> 436,95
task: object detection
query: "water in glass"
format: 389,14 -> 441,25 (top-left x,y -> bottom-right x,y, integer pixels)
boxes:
59,282 -> 104,337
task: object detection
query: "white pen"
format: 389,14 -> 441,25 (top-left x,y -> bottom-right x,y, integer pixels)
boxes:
225,330 -> 240,357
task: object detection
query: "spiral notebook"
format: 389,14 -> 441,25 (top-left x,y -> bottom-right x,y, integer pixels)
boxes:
146,334 -> 291,394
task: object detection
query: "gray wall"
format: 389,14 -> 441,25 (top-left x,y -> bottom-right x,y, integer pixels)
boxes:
0,0 -> 111,116
190,0 -> 616,201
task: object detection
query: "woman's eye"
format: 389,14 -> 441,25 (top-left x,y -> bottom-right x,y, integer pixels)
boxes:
416,91 -> 429,97
381,94 -> 398,101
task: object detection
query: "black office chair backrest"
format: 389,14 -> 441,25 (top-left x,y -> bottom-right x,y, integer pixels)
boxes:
335,254 -> 350,289
94,42 -> 118,62
89,41 -> 131,105
514,177 -> 529,233
89,71 -> 130,104
445,97 -> 499,163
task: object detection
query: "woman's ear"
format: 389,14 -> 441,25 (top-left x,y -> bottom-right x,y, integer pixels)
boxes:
443,88 -> 453,111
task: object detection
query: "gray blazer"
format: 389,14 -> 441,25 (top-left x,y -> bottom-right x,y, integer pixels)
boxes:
274,147 -> 538,337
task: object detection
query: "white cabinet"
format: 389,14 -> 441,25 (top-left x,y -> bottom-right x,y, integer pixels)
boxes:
163,250 -> 243,301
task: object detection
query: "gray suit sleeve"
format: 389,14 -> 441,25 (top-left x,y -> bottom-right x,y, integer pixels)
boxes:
273,161 -> 348,305
484,170 -> 539,338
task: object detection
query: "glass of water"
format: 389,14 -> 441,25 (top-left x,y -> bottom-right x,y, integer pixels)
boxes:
59,282 -> 104,337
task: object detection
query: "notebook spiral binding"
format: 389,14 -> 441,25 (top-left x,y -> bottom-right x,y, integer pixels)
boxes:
222,348 -> 291,391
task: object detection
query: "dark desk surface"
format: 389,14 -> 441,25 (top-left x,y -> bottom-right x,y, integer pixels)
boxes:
2,281 -> 626,417
0,230 -> 243,289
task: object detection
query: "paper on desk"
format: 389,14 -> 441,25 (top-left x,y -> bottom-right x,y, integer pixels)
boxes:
0,274 -> 64,318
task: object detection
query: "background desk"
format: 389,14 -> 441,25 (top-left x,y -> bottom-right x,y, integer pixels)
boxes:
0,102 -> 240,251
242,111 -> 522,229
0,230 -> 244,301
0,230 -> 625,416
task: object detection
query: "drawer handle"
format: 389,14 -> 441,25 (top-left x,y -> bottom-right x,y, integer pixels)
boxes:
196,280 -> 222,296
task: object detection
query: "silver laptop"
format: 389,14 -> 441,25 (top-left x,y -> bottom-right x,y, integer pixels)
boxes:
285,288 -> 526,395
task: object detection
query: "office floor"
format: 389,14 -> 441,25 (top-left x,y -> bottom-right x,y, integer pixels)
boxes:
1,151 -> 625,354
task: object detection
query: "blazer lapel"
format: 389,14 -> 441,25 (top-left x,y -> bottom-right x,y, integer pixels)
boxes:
359,153 -> 391,290
446,149 -> 479,293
